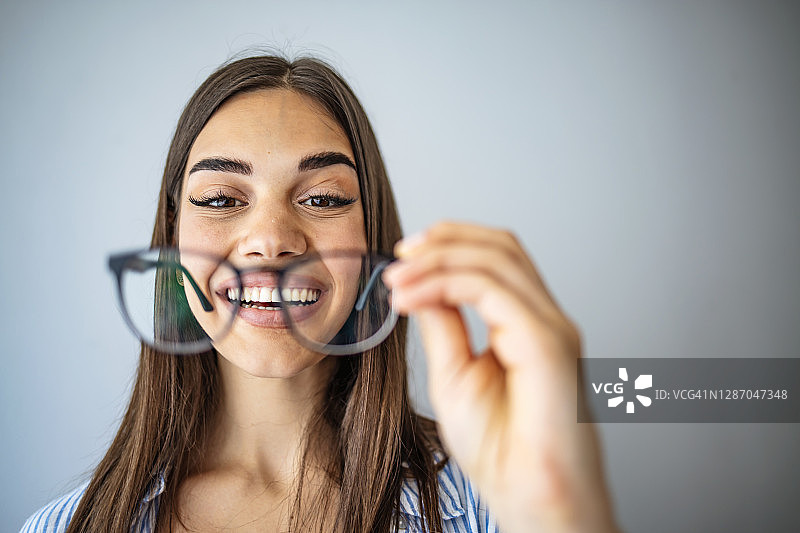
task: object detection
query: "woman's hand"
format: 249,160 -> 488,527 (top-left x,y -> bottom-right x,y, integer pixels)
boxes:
382,221 -> 619,533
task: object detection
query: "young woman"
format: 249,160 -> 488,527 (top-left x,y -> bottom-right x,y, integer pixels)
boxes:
22,55 -> 619,533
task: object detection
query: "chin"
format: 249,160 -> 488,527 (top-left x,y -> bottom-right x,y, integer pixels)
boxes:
214,335 -> 332,379
238,352 -> 330,379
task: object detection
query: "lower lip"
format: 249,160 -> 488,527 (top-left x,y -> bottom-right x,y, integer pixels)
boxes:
223,293 -> 325,329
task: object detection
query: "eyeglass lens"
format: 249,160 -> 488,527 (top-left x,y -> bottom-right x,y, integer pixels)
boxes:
281,253 -> 396,355
114,249 -> 240,354
113,249 -> 395,355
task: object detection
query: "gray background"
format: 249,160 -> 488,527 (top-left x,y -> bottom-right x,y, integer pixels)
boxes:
2,1 -> 798,531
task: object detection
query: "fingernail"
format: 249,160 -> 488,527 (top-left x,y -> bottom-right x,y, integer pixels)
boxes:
395,231 -> 426,256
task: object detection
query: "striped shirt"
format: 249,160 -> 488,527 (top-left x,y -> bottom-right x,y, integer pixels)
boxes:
20,458 -> 498,532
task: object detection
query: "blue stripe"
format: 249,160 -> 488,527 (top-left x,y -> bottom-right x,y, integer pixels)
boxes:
466,476 -> 478,530
451,510 -> 464,533
52,490 -> 78,531
440,464 -> 464,518
31,504 -> 47,533
23,485 -> 87,533
65,490 -> 81,523
21,506 -> 44,533
21,507 -> 38,532
40,496 -> 61,533
41,497 -> 62,532
400,484 -> 419,515
401,483 -> 417,515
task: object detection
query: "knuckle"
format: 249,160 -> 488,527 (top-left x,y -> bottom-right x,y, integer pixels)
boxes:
487,227 -> 521,254
430,248 -> 448,269
501,229 -> 521,249
500,228 -> 515,240
563,318 -> 583,352
432,219 -> 458,235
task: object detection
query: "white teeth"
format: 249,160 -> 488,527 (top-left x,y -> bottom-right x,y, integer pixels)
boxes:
233,286 -> 320,304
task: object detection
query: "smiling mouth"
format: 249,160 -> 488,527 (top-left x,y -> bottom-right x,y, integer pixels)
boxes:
227,287 -> 321,310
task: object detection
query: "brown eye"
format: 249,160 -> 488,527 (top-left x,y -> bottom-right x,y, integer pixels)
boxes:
208,197 -> 238,208
300,194 -> 357,208
188,193 -> 245,208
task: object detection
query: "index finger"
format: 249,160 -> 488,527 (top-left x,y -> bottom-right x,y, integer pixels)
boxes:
396,221 -> 558,308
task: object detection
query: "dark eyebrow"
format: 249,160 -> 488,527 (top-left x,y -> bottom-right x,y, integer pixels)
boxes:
188,157 -> 252,176
298,151 -> 356,172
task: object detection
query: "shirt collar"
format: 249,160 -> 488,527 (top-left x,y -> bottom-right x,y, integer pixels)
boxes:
144,463 -> 467,521
142,471 -> 166,503
398,458 -> 467,521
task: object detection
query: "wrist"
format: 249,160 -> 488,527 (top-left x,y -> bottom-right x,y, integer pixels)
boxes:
481,469 -> 620,533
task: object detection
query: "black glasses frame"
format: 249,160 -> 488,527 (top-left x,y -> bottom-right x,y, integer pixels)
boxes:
108,248 -> 398,356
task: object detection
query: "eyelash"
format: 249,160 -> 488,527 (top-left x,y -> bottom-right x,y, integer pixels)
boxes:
299,193 -> 357,208
188,190 -> 244,208
187,191 -> 357,209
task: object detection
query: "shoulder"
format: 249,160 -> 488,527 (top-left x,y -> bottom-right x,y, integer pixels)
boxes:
20,482 -> 89,533
399,456 -> 500,533
20,473 -> 164,533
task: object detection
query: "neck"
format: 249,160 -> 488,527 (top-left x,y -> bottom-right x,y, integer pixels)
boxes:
204,354 -> 337,485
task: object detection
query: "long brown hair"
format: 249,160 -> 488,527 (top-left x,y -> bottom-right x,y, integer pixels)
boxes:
67,55 -> 444,532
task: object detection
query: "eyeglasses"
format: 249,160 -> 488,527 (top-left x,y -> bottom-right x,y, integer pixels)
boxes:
107,248 -> 397,355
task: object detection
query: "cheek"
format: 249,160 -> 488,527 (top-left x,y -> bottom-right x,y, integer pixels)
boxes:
177,213 -> 230,254
302,214 -> 367,251
333,210 -> 368,250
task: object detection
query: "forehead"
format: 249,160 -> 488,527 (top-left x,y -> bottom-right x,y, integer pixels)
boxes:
189,89 -> 353,162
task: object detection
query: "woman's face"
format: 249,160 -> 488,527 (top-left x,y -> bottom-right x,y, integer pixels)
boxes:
177,89 -> 367,378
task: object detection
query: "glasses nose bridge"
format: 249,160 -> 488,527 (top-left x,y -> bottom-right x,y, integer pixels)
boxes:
236,201 -> 307,259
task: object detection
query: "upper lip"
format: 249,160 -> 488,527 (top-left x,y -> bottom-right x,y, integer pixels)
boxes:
217,271 -> 279,293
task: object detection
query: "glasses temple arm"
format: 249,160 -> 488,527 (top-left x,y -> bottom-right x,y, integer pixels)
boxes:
179,265 -> 214,312
111,255 -> 214,312
355,261 -> 391,312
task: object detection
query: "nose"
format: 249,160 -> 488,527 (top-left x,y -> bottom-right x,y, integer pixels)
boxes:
236,207 -> 307,260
